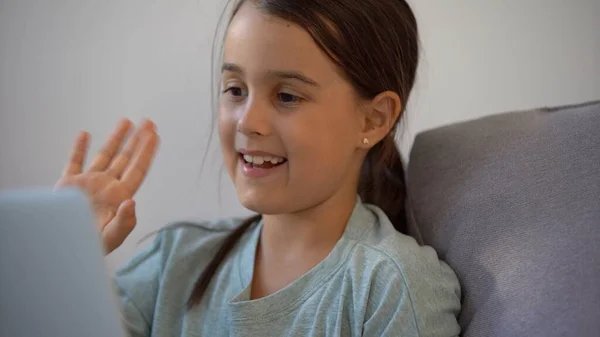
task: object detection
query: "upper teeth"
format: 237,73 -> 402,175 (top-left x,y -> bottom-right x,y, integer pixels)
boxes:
243,154 -> 285,165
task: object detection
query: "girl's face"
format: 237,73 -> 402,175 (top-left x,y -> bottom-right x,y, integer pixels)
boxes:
218,2 -> 367,215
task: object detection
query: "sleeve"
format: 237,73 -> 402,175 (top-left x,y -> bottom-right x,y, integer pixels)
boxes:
112,232 -> 169,337
362,247 -> 461,337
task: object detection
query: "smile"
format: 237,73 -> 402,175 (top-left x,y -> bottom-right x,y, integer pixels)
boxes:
242,153 -> 286,166
238,151 -> 287,178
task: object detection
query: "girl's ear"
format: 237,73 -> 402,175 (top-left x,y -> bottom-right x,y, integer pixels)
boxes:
358,91 -> 402,148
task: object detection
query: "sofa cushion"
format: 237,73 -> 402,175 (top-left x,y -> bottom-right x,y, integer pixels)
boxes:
407,100 -> 600,337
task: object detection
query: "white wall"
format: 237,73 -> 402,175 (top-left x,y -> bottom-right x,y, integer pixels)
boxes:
1,0 -> 599,271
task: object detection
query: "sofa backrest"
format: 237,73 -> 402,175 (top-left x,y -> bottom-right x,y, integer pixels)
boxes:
407,100 -> 600,337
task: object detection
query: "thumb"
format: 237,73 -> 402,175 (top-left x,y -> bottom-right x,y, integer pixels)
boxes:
101,199 -> 137,255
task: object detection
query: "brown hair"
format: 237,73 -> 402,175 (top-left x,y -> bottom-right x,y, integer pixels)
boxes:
188,0 -> 420,308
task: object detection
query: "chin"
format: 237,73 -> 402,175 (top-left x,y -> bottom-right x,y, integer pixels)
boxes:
237,189 -> 288,215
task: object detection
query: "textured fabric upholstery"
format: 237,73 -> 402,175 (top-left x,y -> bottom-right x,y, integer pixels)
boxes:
407,100 -> 600,337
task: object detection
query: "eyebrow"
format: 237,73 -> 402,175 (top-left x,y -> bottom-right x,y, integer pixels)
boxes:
221,63 -> 244,74
221,62 -> 320,87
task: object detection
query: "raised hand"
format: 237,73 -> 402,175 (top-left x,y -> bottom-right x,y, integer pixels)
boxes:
56,119 -> 159,255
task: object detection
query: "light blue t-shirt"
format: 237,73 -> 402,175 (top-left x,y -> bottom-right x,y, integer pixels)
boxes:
115,199 -> 461,336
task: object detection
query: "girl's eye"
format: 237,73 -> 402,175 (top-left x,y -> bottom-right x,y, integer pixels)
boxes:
277,92 -> 302,104
223,87 -> 245,97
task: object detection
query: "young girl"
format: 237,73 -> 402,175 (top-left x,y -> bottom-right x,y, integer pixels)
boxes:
57,0 -> 461,336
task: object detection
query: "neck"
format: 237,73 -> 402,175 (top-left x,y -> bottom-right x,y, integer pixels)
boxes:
250,189 -> 359,299
259,188 -> 358,259
249,161 -> 364,299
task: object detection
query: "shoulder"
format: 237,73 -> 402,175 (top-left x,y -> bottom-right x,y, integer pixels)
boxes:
155,217 -> 246,248
116,216 -> 247,285
143,216 -> 249,268
115,216 -> 250,300
347,205 -> 461,336
352,205 -> 459,287
114,216 -> 250,334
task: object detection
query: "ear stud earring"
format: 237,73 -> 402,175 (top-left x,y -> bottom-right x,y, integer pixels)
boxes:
362,138 -> 370,145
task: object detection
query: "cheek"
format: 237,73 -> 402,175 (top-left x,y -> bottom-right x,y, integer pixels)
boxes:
298,130 -> 353,170
218,106 -> 238,173
286,107 -> 358,183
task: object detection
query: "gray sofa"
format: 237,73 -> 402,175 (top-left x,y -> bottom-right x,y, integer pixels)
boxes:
407,100 -> 600,337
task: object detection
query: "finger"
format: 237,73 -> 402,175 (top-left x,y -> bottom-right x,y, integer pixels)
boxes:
139,118 -> 156,132
88,119 -> 133,172
106,136 -> 138,179
107,120 -> 156,179
101,199 -> 136,255
62,131 -> 90,177
122,131 -> 159,194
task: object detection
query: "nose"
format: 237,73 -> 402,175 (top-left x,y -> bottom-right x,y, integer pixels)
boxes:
237,97 -> 272,137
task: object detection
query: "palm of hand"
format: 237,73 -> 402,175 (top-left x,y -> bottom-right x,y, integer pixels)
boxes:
58,172 -> 131,229
56,119 -> 159,254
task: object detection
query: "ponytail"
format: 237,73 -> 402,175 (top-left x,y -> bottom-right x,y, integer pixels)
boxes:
187,214 -> 261,308
358,134 -> 407,233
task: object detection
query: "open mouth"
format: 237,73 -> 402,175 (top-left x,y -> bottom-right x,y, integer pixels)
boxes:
239,153 -> 288,169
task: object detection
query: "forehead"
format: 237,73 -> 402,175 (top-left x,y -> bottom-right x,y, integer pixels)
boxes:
223,2 -> 338,79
